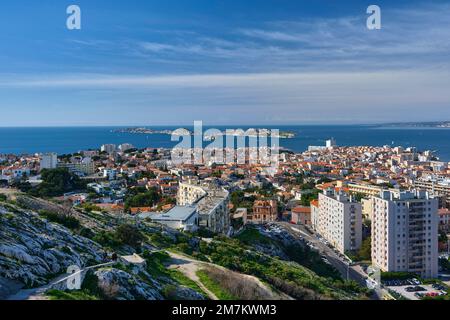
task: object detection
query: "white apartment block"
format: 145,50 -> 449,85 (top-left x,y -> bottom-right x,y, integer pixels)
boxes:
101,144 -> 117,154
316,189 -> 362,254
371,190 -> 439,278
40,153 -> 58,170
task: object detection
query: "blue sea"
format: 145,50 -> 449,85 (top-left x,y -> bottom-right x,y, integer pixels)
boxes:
0,125 -> 449,161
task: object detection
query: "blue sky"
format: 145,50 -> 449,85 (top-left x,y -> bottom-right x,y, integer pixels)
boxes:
0,0 -> 450,126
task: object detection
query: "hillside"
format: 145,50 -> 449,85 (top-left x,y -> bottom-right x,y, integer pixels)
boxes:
0,193 -> 370,300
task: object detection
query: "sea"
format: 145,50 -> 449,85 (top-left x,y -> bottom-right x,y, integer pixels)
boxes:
0,125 -> 449,161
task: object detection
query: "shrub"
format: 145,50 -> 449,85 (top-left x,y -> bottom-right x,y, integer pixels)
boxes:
39,210 -> 80,230
115,224 -> 144,249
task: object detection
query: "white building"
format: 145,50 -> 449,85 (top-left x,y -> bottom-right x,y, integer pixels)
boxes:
316,189 -> 362,254
371,190 -> 439,278
326,138 -> 336,148
118,143 -> 135,152
149,206 -> 198,232
101,144 -> 117,154
176,180 -> 230,234
40,153 -> 58,170
103,168 -> 117,180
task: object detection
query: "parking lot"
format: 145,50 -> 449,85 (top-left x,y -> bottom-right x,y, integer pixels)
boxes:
385,280 -> 447,300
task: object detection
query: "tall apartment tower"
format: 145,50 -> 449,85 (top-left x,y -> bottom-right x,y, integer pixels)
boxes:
317,189 -> 362,254
40,153 -> 58,170
371,190 -> 439,278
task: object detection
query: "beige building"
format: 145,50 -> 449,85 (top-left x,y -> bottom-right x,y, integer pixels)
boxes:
361,198 -> 374,221
57,162 -> 95,175
176,180 -> 230,234
413,177 -> 450,209
316,189 -> 362,254
371,190 -> 439,278
177,181 -> 207,206
251,200 -> 278,224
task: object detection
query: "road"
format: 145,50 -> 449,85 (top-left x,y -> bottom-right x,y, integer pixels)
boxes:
276,222 -> 387,299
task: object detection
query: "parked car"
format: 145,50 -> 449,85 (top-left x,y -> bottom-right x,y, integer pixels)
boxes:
406,286 -> 426,292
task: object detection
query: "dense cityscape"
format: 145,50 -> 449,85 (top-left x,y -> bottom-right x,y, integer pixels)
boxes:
1,137 -> 449,301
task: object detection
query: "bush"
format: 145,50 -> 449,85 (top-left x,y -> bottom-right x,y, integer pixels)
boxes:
0,194 -> 7,202
29,168 -> 86,197
38,210 -> 80,230
115,224 -> 145,249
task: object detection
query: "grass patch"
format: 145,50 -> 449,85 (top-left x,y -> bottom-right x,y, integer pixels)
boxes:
143,250 -> 207,299
235,228 -> 271,245
197,269 -> 237,300
46,289 -> 99,300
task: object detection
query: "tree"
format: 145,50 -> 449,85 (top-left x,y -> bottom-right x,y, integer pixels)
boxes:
30,168 -> 86,197
357,237 -> 371,261
115,224 -> 144,249
124,188 -> 160,210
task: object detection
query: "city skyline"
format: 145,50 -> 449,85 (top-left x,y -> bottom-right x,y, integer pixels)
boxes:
0,0 -> 450,126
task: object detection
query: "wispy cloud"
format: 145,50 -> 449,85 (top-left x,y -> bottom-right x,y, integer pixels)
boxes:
124,2 -> 450,72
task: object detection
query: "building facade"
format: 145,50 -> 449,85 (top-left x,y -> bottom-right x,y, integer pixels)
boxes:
371,190 -> 439,278
316,189 -> 362,254
251,200 -> 278,224
175,180 -> 230,234
40,153 -> 58,170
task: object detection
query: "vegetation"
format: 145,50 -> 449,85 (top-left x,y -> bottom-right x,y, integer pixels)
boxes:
237,226 -> 341,280
197,269 -> 237,300
115,224 -> 145,249
124,187 -> 160,210
381,271 -> 419,281
230,190 -> 255,213
92,224 -> 144,250
45,272 -> 104,300
143,251 -> 206,299
299,189 -> 320,207
347,237 -> 371,262
46,289 -> 99,300
198,235 -> 369,299
0,193 -> 7,202
198,266 -> 273,300
28,168 -> 86,197
38,210 -> 80,230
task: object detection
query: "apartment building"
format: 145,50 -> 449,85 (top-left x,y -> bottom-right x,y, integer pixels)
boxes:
40,153 -> 58,170
101,144 -> 117,154
371,190 -> 439,278
316,189 -> 362,254
176,180 -> 230,234
413,176 -> 450,209
177,181 -> 207,206
310,199 -> 319,231
57,162 -> 96,176
250,200 -> 278,224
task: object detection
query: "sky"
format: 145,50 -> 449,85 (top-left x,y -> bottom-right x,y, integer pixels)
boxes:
0,0 -> 449,126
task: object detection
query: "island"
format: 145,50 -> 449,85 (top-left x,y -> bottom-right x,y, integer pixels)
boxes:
112,127 -> 296,139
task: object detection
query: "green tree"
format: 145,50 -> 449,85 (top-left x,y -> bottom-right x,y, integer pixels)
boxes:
30,168 -> 86,197
124,188 -> 160,210
116,224 -> 144,249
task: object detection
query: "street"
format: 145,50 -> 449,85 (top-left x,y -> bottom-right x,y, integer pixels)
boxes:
277,222 -> 386,299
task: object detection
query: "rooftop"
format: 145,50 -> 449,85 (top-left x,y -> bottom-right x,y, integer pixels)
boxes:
151,205 -> 197,222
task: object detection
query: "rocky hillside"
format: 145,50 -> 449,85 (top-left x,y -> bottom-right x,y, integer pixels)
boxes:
0,193 -> 370,300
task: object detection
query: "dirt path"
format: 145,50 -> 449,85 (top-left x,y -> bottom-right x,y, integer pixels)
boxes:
167,251 -> 292,300
167,252 -> 219,300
